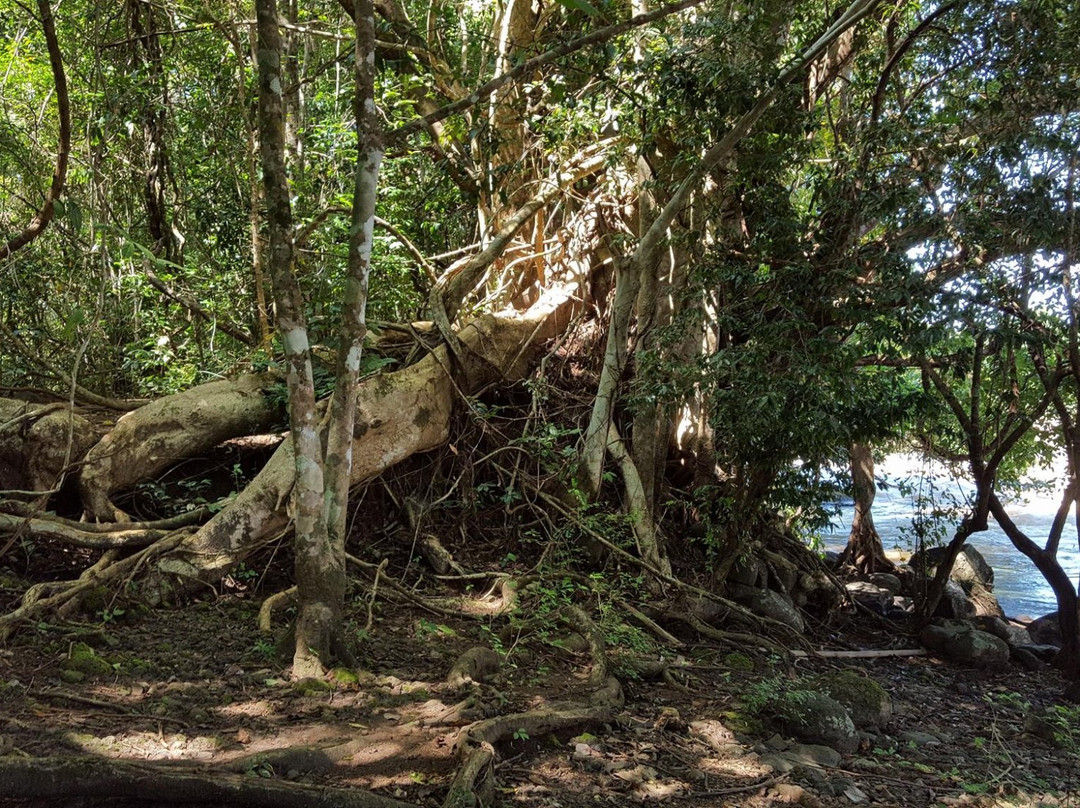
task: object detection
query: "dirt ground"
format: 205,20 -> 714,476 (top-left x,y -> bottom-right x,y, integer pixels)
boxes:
1,555 -> 1079,808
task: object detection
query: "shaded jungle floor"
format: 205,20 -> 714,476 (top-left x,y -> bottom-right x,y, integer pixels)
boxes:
1,548 -> 1079,808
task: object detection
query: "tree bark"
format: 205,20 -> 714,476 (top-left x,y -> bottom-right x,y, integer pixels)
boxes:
839,442 -> 894,574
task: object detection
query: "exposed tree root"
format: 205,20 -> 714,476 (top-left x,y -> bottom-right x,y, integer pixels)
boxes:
0,513 -> 177,549
0,756 -> 415,808
78,372 -> 284,523
259,585 -> 298,634
0,532 -> 187,639
616,598 -> 683,648
674,612 -> 791,658
145,291 -> 575,597
443,692 -> 623,808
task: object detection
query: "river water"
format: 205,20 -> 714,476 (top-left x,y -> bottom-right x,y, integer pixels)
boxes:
822,454 -> 1080,619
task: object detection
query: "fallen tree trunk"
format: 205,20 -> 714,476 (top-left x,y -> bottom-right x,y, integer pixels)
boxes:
78,372 -> 285,523
150,290 -> 575,594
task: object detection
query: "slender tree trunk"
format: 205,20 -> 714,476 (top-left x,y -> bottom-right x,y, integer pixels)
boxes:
839,442 -> 894,573
127,0 -> 179,263
255,0 -> 332,677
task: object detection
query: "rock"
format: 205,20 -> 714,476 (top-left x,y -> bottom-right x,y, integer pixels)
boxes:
1028,612 -> 1063,647
759,752 -> 796,773
776,691 -> 858,754
889,596 -> 915,616
843,784 -> 869,804
845,581 -> 893,614
935,580 -> 975,619
1017,644 -> 1059,661
915,545 -> 995,589
810,670 -> 892,729
971,616 -> 1032,648
898,730 -> 941,746
769,783 -> 808,803
867,573 -> 902,595
785,743 -> 843,767
446,647 -> 501,688
731,555 -> 767,588
920,622 -> 1010,669
689,719 -> 736,751
748,589 -> 805,633
967,581 -> 1005,617
1011,647 -> 1043,670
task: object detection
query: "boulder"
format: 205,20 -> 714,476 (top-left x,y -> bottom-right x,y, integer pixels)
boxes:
967,582 -> 1004,617
920,621 -> 1010,669
809,670 -> 892,729
845,581 -> 892,614
731,555 -> 767,588
935,580 -> 975,619
971,616 -> 1032,648
775,691 -> 858,754
867,572 -> 902,595
1027,613 -> 1063,648
889,596 -> 915,616
915,544 -> 995,589
747,589 -> 805,633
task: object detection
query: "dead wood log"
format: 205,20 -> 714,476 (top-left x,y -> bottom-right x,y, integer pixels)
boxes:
0,756 -> 415,808
78,372 -> 285,523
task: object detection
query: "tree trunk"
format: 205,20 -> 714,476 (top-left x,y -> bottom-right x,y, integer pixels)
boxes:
839,442 -> 894,574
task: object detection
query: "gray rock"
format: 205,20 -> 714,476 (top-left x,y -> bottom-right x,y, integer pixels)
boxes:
889,596 -> 915,615
786,743 -> 842,768
810,670 -> 892,729
968,581 -> 1004,617
920,622 -> 1010,668
758,752 -> 796,773
935,580 -> 975,619
1016,644 -> 1059,661
845,581 -> 893,614
972,616 -> 1032,648
916,545 -> 995,589
1011,647 -> 1043,670
777,691 -> 858,754
1027,613 -> 1063,647
731,556 -> 767,588
898,730 -> 941,746
868,573 -> 902,595
748,589 -> 805,633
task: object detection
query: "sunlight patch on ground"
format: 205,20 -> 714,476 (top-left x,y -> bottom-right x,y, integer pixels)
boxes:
698,752 -> 773,779
64,729 -> 220,761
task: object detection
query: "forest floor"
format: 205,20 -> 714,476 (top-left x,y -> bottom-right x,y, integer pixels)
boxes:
1,546 -> 1079,808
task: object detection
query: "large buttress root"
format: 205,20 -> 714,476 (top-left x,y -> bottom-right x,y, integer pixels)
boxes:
152,292 -> 574,593
78,373 -> 285,523
0,398 -> 99,495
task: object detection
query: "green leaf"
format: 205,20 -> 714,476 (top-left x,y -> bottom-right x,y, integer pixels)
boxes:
556,0 -> 600,16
